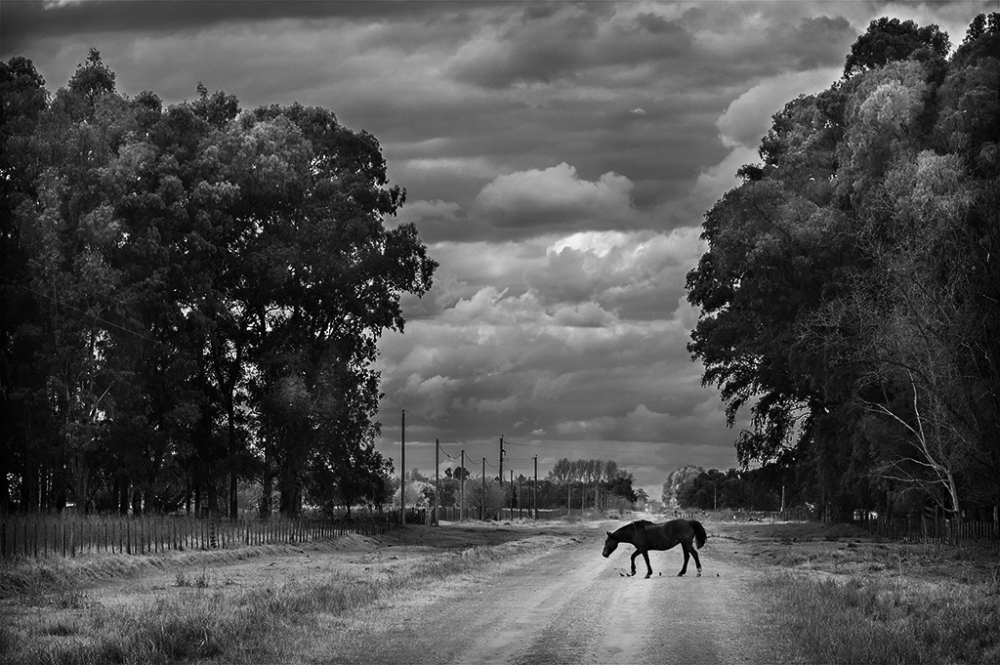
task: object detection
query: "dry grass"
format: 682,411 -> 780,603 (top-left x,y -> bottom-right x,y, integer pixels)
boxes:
744,522 -> 1000,665
759,572 -> 1000,664
0,531 -> 556,664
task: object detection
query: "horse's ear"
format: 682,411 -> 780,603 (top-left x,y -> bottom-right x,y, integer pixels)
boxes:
606,531 -> 611,537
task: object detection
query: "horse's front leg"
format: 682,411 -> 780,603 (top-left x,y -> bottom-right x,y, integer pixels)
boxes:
629,549 -> 641,577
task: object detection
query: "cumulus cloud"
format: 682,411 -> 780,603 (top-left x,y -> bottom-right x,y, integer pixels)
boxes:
473,163 -> 638,232
716,68 -> 840,150
524,228 -> 702,320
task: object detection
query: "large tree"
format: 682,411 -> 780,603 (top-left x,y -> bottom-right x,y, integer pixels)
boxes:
0,52 -> 437,515
687,15 -> 999,519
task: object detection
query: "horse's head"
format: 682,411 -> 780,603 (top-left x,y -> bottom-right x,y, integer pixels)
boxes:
602,531 -> 618,558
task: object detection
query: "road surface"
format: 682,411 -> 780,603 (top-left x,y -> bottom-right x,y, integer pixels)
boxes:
305,522 -> 791,664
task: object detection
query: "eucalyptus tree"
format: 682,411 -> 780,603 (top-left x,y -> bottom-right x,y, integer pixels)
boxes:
0,52 -> 437,516
7,52 -> 135,512
1,56 -> 51,511
687,15 -> 999,518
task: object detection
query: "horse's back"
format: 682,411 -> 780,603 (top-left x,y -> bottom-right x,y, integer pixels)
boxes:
622,519 -> 700,547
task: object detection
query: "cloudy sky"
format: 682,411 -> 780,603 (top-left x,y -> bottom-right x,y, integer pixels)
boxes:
2,0 -> 991,499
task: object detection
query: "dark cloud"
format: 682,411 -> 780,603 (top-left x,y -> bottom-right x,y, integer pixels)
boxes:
762,15 -> 856,71
634,11 -> 679,35
448,3 -> 692,89
0,0 -> 473,54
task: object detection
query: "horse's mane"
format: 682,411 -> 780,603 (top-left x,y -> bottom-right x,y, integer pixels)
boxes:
610,519 -> 655,539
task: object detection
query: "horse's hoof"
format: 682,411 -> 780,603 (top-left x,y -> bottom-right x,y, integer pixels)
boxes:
644,574 -> 651,579
697,572 -> 702,577
677,572 -> 685,577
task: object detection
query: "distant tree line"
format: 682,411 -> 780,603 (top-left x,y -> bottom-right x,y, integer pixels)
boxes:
686,15 -> 999,521
397,458 -> 643,516
1,50 -> 437,517
661,465 -> 793,513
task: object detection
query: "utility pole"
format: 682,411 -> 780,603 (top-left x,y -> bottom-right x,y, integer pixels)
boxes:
533,456 -> 538,519
434,439 -> 440,525
518,473 -> 523,520
401,409 -> 406,526
460,450 -> 465,522
510,469 -> 514,519
499,435 -> 504,486
481,457 -> 486,521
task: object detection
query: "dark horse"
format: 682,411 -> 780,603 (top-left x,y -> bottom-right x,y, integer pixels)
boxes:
602,519 -> 707,578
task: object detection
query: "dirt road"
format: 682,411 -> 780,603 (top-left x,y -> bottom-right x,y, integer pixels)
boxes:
306,521 -> 790,665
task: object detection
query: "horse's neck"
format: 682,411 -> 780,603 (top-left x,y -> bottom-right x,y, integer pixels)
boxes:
620,522 -> 642,542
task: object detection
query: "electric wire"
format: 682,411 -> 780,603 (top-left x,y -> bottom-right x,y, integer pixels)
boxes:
1,275 -> 167,347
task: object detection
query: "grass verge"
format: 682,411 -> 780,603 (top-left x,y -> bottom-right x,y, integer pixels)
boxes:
756,545 -> 1000,664
0,536 -> 547,664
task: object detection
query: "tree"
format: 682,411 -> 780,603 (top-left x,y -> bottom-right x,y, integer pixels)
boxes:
603,473 -> 638,505
844,17 -> 950,79
1,56 -> 50,511
687,16 -> 999,519
68,48 -> 116,108
0,52 -> 437,518
466,479 -> 508,520
11,55 -> 136,512
661,466 -> 702,510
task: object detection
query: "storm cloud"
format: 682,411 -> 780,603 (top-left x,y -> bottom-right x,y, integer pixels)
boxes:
3,0 -> 990,496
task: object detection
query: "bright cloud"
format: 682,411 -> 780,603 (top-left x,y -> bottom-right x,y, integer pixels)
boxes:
473,162 -> 640,234
716,68 -> 841,149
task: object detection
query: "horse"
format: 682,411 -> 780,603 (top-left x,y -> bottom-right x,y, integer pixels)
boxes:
602,519 -> 707,578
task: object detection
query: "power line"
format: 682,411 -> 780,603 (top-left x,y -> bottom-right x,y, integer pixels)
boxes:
502,439 -> 736,464
1,275 -> 165,347
377,399 -> 469,444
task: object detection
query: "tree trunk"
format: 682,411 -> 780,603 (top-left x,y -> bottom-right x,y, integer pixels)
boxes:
260,427 -> 273,518
228,401 -> 238,518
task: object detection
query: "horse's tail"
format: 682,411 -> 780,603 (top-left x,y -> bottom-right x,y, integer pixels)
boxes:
691,520 -> 707,549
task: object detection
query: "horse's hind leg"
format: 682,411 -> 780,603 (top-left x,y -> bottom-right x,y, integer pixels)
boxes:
678,547 -> 689,576
641,551 -> 653,579
690,545 -> 702,577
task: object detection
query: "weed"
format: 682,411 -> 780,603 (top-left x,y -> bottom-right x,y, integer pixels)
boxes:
52,590 -> 90,610
44,622 -> 78,637
195,567 -> 210,588
176,567 -> 211,588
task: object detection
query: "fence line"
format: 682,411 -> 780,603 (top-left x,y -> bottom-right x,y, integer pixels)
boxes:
853,514 -> 999,545
0,509 -> 426,562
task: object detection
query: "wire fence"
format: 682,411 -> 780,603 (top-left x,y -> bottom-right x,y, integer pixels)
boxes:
852,514 -> 999,546
0,509 -> 427,562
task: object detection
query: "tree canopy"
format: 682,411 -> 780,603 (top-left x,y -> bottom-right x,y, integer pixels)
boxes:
1,52 -> 437,516
686,14 -> 999,520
